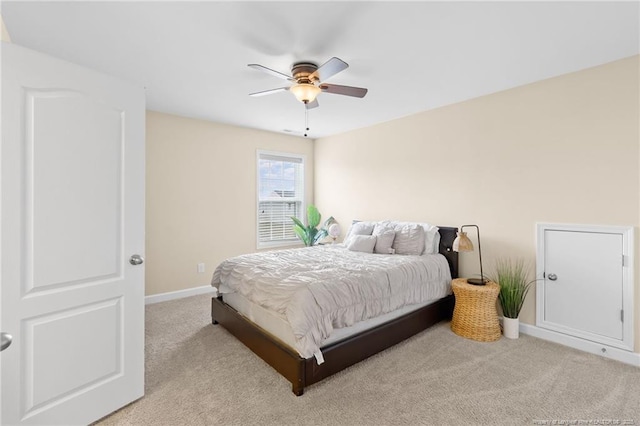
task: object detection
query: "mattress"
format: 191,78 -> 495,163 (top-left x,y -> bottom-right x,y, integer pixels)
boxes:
223,292 -> 446,359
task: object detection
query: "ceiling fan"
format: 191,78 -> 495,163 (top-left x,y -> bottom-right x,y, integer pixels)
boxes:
248,57 -> 368,109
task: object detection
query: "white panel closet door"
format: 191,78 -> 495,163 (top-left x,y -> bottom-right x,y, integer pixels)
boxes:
537,223 -> 634,352
544,230 -> 623,339
1,42 -> 145,425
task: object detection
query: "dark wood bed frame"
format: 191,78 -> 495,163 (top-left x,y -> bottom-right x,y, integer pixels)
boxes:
211,226 -> 459,396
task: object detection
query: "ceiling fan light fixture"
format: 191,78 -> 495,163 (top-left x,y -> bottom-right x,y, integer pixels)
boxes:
290,83 -> 321,104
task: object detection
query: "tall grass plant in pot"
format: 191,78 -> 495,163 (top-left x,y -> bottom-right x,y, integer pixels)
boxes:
489,258 -> 535,339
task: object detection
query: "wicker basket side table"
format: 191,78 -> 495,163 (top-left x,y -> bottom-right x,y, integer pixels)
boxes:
451,278 -> 501,342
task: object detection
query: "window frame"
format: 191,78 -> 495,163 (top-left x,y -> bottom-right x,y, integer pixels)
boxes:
256,150 -> 306,250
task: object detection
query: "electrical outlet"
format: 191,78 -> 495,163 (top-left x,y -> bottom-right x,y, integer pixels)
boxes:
197,263 -> 205,273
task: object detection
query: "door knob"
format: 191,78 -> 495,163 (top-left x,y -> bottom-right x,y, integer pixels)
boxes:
129,254 -> 144,265
548,273 -> 558,281
1,332 -> 12,352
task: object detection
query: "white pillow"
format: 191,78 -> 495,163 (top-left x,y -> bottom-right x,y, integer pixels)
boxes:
423,224 -> 440,255
344,221 -> 375,245
347,235 -> 377,253
392,224 -> 426,255
380,220 -> 440,255
372,225 -> 396,254
431,230 -> 441,254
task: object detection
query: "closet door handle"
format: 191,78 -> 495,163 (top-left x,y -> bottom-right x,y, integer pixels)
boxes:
548,273 -> 558,281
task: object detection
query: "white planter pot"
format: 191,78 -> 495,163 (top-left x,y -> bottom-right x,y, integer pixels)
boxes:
503,317 -> 520,339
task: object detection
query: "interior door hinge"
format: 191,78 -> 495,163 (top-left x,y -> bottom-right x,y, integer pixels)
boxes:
621,309 -> 624,322
622,254 -> 625,267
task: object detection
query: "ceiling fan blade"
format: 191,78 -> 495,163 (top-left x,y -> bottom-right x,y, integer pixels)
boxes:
309,57 -> 348,82
249,87 -> 290,97
248,64 -> 295,82
320,83 -> 368,98
305,99 -> 319,110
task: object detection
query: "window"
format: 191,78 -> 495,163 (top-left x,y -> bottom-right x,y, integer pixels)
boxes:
257,151 -> 305,248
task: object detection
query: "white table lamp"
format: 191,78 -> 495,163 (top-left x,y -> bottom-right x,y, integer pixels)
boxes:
328,223 -> 341,244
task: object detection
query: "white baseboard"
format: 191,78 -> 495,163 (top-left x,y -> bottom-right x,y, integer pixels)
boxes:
145,285 -> 217,305
519,323 -> 640,367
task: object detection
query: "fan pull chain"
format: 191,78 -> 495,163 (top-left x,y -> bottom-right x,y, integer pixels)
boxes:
304,107 -> 310,137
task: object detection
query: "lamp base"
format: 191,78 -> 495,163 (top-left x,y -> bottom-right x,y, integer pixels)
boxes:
466,278 -> 487,286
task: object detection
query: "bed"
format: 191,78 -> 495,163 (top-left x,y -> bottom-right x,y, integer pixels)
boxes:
211,224 -> 458,395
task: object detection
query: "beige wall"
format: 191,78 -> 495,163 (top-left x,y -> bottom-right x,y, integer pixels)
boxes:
314,56 -> 640,351
146,111 -> 313,296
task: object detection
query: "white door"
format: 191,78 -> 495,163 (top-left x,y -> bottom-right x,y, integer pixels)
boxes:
537,224 -> 633,351
1,42 -> 145,425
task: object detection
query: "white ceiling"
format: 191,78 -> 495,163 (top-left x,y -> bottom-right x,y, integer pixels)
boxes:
2,1 -> 639,139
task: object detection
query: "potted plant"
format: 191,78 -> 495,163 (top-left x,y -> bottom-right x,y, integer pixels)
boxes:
489,258 -> 535,339
291,205 -> 335,247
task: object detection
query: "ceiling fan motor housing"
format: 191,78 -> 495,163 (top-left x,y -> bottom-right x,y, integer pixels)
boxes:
291,62 -> 318,83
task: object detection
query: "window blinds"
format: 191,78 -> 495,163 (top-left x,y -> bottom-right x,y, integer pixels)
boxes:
257,152 -> 304,246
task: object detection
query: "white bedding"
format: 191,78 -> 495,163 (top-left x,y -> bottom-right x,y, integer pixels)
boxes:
211,244 -> 452,360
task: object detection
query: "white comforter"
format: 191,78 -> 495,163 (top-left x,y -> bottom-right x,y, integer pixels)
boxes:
211,245 -> 452,359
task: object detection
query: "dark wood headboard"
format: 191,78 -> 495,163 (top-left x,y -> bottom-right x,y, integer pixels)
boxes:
437,226 -> 459,279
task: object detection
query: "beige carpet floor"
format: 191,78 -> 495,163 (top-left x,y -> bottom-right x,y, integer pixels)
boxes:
97,294 -> 640,425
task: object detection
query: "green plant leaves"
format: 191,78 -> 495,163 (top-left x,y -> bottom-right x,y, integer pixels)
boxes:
290,216 -> 305,230
290,216 -> 310,246
488,258 -> 536,319
313,229 -> 328,245
307,205 -> 321,228
290,205 -> 333,247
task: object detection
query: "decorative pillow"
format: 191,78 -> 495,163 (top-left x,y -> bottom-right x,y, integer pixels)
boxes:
380,220 -> 440,255
372,225 -> 396,254
344,221 -> 375,245
392,224 -> 426,255
422,224 -> 441,255
347,235 -> 377,253
430,229 -> 441,254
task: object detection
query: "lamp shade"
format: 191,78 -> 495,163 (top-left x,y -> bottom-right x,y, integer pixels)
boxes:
452,231 -> 474,252
290,83 -> 321,103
